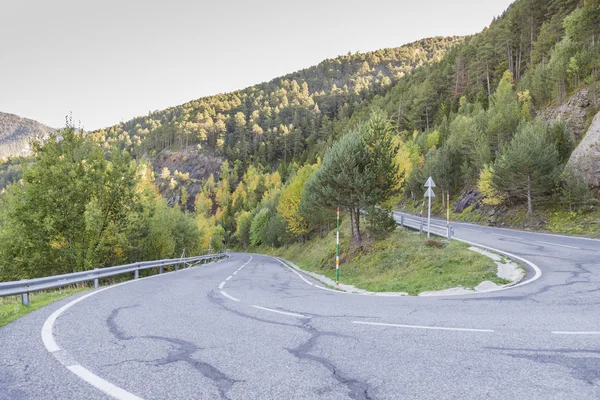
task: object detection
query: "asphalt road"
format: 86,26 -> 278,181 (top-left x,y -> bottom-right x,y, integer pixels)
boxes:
1,218 -> 599,399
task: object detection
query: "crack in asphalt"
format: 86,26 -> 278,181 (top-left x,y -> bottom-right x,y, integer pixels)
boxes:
105,305 -> 239,399
287,319 -> 373,400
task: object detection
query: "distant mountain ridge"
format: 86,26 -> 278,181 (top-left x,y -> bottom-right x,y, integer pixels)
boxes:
0,112 -> 54,159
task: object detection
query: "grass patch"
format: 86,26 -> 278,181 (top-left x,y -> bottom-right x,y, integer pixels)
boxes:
0,287 -> 88,328
250,218 -> 503,296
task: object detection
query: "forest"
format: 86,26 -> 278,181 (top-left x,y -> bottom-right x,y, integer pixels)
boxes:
1,0 -> 599,281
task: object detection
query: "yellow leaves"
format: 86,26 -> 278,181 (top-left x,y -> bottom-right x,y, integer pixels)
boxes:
478,165 -> 507,206
393,137 -> 412,189
277,166 -> 312,237
49,235 -> 68,250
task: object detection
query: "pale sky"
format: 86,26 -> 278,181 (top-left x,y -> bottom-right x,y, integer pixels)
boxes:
1,0 -> 514,130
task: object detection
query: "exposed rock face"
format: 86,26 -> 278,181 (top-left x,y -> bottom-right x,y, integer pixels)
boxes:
0,112 -> 54,159
453,189 -> 480,213
539,87 -> 594,141
567,111 -> 600,187
153,146 -> 223,209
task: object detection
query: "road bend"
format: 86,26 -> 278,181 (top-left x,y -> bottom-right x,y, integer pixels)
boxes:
1,220 -> 599,399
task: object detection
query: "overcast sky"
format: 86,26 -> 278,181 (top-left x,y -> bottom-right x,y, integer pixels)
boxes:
1,0 -> 514,130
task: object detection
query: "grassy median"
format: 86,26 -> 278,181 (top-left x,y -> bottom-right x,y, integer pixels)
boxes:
0,287 -> 88,328
253,220 -> 507,296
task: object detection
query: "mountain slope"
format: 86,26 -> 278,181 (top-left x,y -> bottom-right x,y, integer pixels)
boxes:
0,112 -> 54,159
92,36 -> 463,165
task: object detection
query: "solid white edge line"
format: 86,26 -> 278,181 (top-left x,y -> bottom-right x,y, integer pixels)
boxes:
41,257 -> 226,399
67,365 -> 143,400
452,237 -> 542,289
251,305 -> 309,318
272,257 -> 346,294
535,241 -> 580,250
552,331 -> 600,335
220,290 -> 240,302
352,321 -> 494,333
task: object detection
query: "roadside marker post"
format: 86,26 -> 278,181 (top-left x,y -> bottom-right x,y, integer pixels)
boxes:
335,207 -> 340,285
424,177 -> 436,239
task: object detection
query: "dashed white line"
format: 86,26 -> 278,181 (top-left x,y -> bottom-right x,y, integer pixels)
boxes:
226,276 -> 232,281
251,305 -> 309,318
219,290 -> 240,302
352,321 -> 494,333
552,331 -> 600,335
460,227 -> 481,232
218,282 -> 225,289
535,241 -> 580,250
491,233 -> 523,240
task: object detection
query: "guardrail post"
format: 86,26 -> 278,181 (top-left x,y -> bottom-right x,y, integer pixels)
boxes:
159,265 -> 163,274
134,268 -> 139,279
419,220 -> 424,234
21,292 -> 30,307
400,215 -> 404,227
93,268 -> 99,289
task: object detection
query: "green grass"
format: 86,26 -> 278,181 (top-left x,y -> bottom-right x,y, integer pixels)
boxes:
251,219 -> 505,296
0,287 -> 88,328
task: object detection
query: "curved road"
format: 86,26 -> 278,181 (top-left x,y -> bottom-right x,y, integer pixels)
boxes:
1,220 -> 599,399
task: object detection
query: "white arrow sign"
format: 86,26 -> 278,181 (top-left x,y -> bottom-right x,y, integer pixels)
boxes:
424,187 -> 436,198
424,176 -> 436,188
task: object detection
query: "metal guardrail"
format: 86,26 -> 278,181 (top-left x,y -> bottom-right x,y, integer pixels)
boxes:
0,253 -> 228,306
392,212 -> 453,239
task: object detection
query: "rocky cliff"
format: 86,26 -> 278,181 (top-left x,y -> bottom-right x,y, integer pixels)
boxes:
567,111 -> 600,187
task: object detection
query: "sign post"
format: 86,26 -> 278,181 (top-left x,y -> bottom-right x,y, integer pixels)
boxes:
424,177 -> 436,239
335,207 -> 340,285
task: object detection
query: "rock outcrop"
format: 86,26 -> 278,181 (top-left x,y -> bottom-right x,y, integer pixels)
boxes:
153,146 -> 223,209
539,87 -> 594,141
567,111 -> 600,187
453,189 -> 480,213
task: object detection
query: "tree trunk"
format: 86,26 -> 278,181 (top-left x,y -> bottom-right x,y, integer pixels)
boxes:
349,208 -> 355,239
354,207 -> 362,243
527,174 -> 533,214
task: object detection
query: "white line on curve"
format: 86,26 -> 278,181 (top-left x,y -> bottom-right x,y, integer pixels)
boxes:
251,305 -> 309,318
67,365 -> 143,400
535,241 -> 580,250
352,321 -> 494,333
551,331 -> 600,335
220,290 -> 240,302
41,268 -> 187,399
218,282 -> 225,289
272,257 -> 347,294
452,237 -> 542,289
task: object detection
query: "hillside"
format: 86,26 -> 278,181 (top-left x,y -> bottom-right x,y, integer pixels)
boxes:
91,36 -> 463,164
0,112 -> 54,159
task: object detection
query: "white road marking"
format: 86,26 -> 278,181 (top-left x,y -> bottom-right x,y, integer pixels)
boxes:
218,282 -> 225,289
232,271 -> 237,275
453,238 -> 542,288
220,290 -> 240,302
67,365 -> 143,400
460,227 -> 481,232
491,233 -> 523,240
536,241 -> 580,250
552,331 -> 600,335
226,276 -> 232,281
251,305 -> 309,318
273,257 -> 347,294
352,321 -> 494,333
